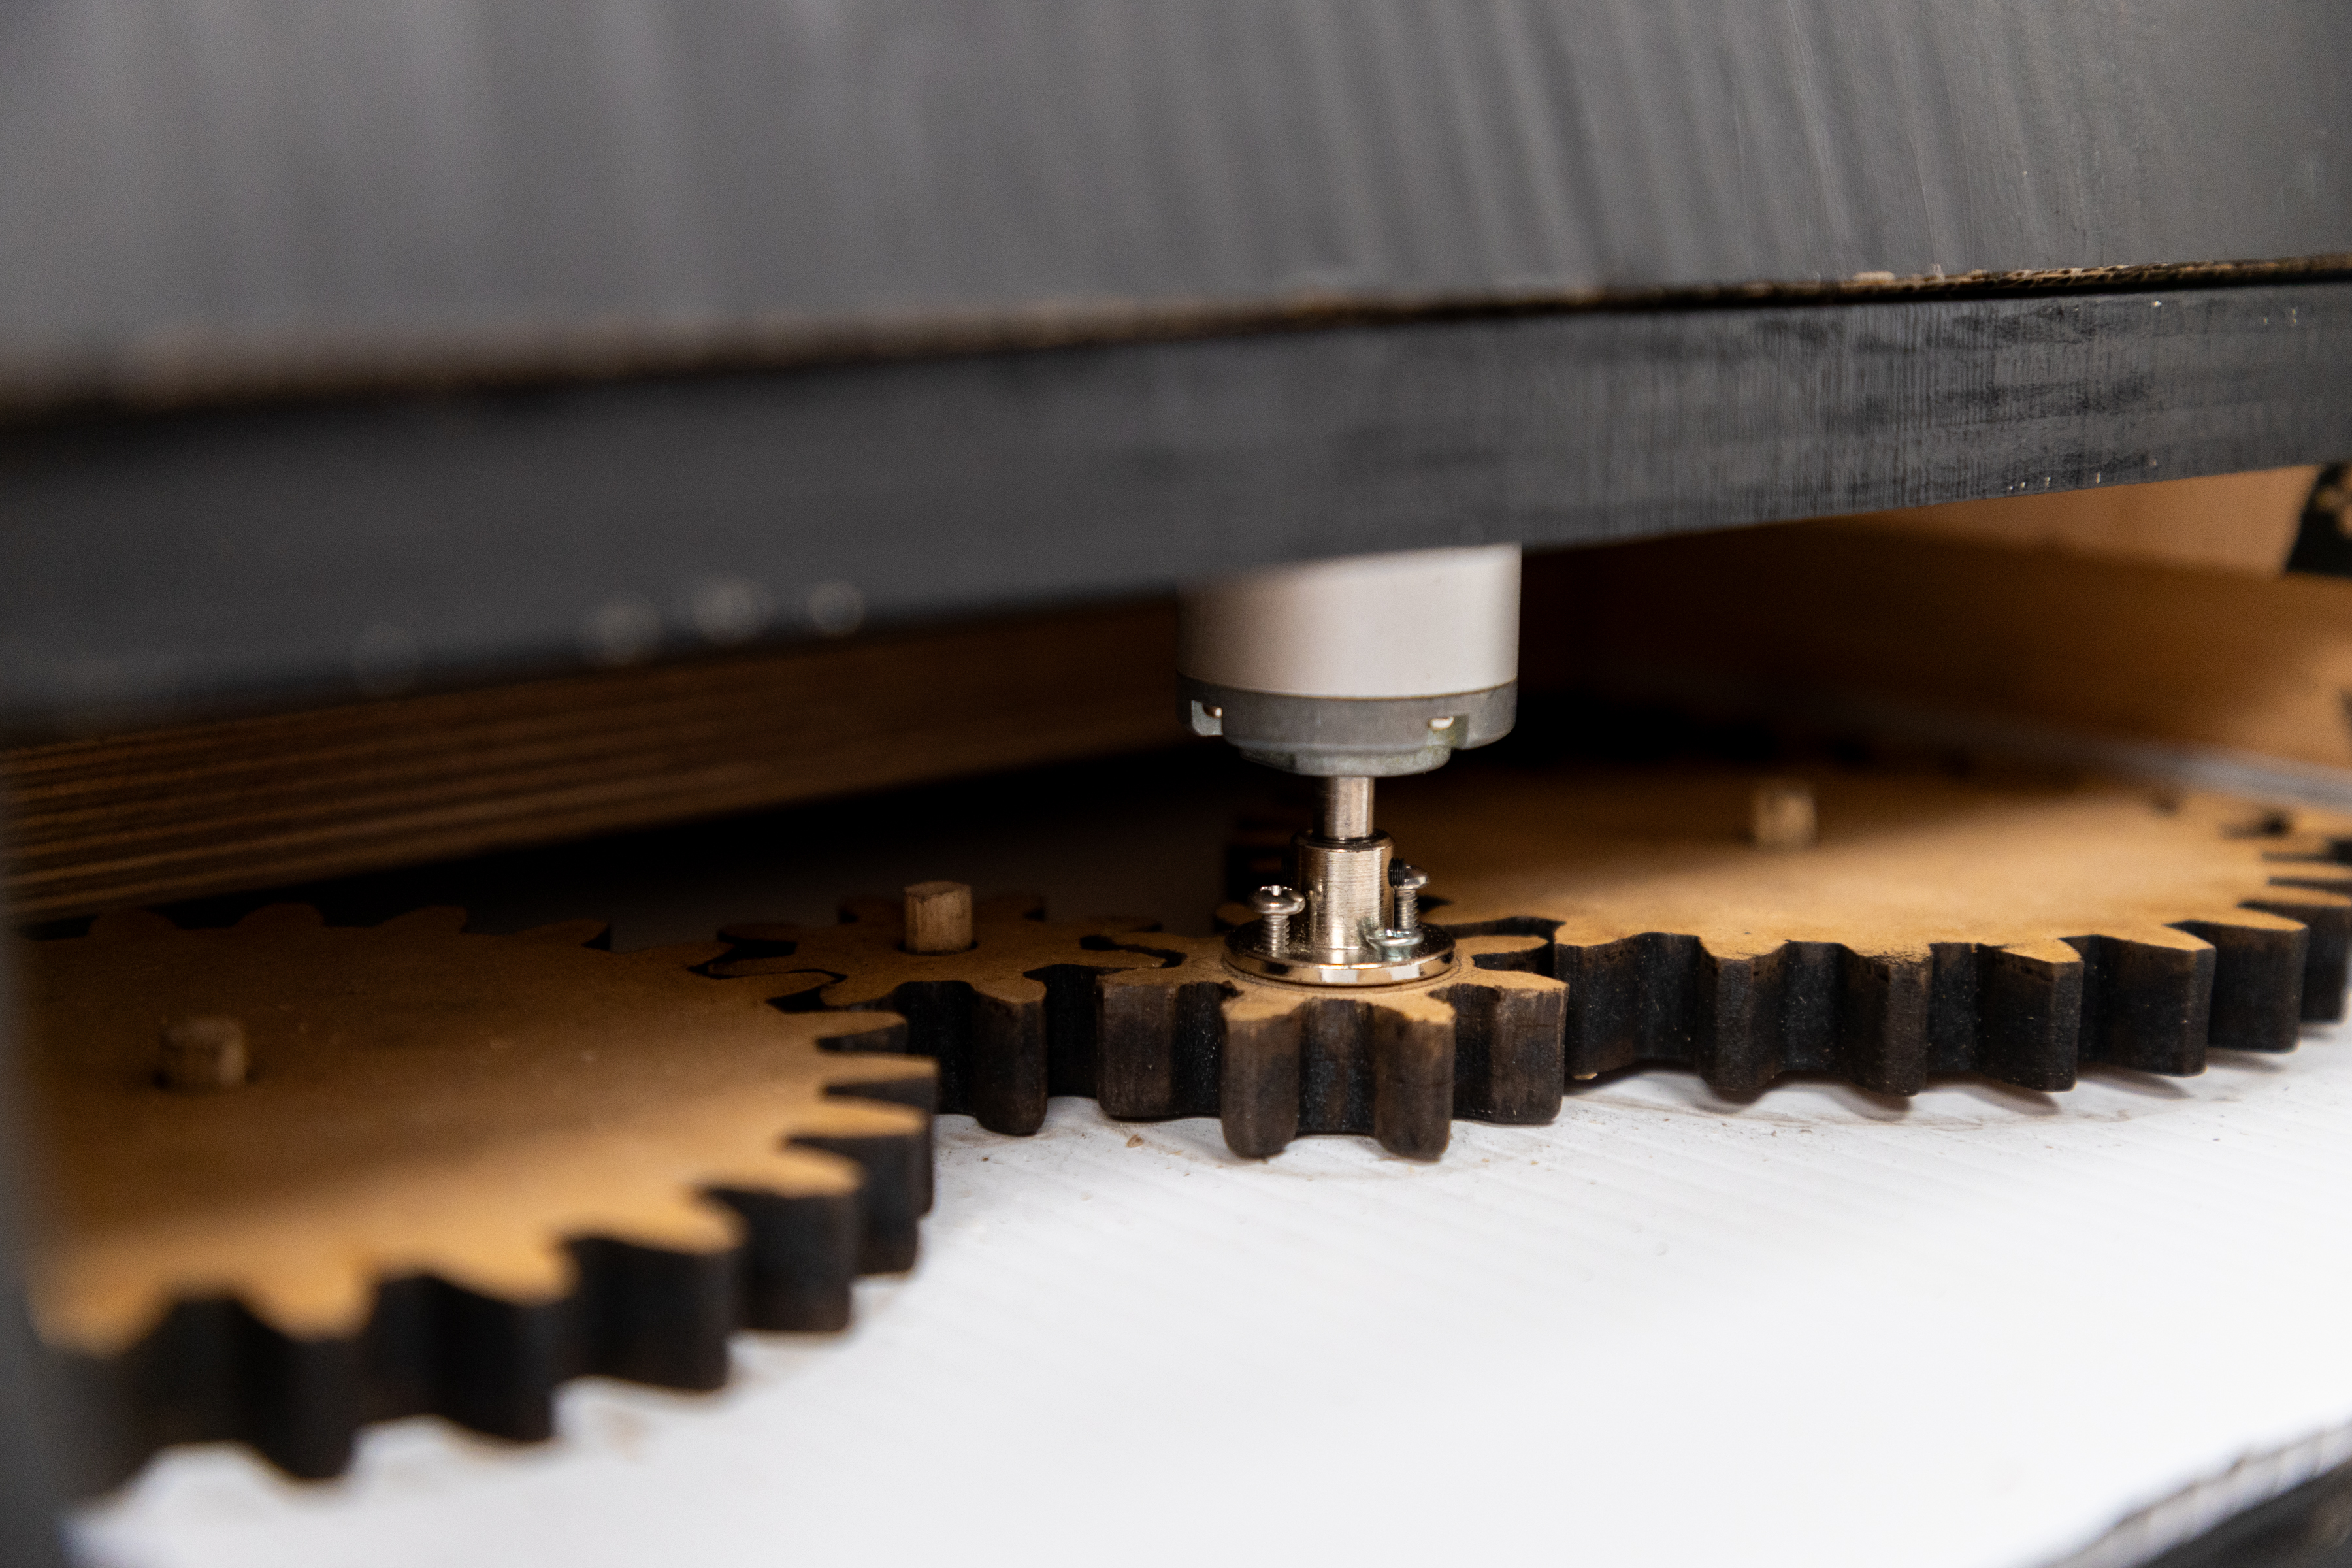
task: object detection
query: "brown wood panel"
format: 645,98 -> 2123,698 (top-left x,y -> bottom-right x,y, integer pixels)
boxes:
1863,465 -> 2321,576
5,602 -> 1183,923
1526,523 -> 2352,772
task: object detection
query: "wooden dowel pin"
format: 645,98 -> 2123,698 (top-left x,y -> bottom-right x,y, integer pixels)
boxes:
1751,780 -> 1818,851
904,881 -> 974,953
160,1017 -> 248,1092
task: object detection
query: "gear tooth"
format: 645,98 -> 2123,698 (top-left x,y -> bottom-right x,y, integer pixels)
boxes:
233,902 -> 325,930
2168,909 -> 2312,1053
2062,927 -> 2213,1075
1371,997 -> 1453,1160
1454,932 -> 1552,972
1094,941 -> 1230,1120
568,1236 -> 736,1392
627,940 -> 732,970
767,970 -> 850,1009
514,918 -> 610,947
715,920 -> 797,946
702,1183 -> 859,1333
2239,890 -> 2352,1022
836,896 -> 901,928
706,954 -> 813,977
1436,962 -> 1567,1126
237,1309 -> 367,1480
420,1280 -> 566,1444
1976,938 -> 2083,1089
706,959 -> 839,1012
376,906 -> 468,934
1836,947 -> 1931,1095
1695,938 -> 1776,1094
1553,938 -> 1614,1081
966,989 -> 1047,1134
1637,933 -> 1706,1080
977,892 -> 1047,922
817,1054 -> 936,1107
1220,991 -> 1303,1158
789,1122 -> 926,1275
813,1077 -> 934,1217
67,1298 -> 368,1488
796,1099 -> 926,1143
805,1008 -> 909,1055
84,908 -> 177,941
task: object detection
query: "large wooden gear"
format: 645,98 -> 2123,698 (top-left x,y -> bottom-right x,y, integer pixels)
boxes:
724,768 -> 2352,1154
713,897 -> 1569,1160
1392,770 -> 2352,1092
17,904 -> 934,1487
18,763 -> 2352,1488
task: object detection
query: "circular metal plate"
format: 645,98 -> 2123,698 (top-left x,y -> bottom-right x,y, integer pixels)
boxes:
1222,924 -> 1456,986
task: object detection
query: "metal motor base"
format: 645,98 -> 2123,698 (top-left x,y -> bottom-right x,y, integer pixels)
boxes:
1223,924 -> 1454,986
1222,776 -> 1456,987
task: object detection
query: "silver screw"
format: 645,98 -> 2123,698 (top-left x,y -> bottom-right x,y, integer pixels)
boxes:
1388,863 -> 1429,936
1250,885 -> 1307,956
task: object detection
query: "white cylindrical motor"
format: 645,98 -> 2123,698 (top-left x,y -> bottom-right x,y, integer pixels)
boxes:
1181,544 -> 1522,987
1177,544 -> 1520,776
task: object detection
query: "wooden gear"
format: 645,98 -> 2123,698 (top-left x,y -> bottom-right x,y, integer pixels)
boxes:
711,895 -> 1171,1136
21,764 -> 2352,1490
17,904 -> 934,1488
713,897 -> 1571,1162
728,769 -> 2352,1159
1390,770 -> 2352,1093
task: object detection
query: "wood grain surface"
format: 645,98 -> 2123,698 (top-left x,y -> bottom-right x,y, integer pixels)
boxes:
3,601 -> 1182,923
15,482 -> 2352,928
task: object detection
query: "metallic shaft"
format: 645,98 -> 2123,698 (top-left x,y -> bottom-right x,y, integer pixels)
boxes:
1320,776 -> 1375,840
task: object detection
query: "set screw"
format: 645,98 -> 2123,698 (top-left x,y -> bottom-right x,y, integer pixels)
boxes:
1388,863 -> 1429,936
1250,885 -> 1307,956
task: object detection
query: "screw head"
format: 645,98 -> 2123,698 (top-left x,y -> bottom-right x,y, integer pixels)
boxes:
1388,863 -> 1429,890
1250,884 -> 1306,917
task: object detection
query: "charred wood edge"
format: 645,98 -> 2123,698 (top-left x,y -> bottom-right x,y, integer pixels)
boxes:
1518,891 -> 2344,1100
15,255 -> 2352,423
50,1017 -> 935,1494
734,845 -> 2352,1156
723,926 -> 1571,1163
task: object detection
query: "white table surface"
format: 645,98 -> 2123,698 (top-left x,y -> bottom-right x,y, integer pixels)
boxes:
58,754 -> 2352,1568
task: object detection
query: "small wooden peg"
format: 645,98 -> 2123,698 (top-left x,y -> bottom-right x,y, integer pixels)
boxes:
903,881 -> 974,953
1751,780 -> 1817,851
160,1017 -> 248,1092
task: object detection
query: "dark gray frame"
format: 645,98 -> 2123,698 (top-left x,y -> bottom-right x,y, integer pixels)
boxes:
7,276 -> 2352,731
